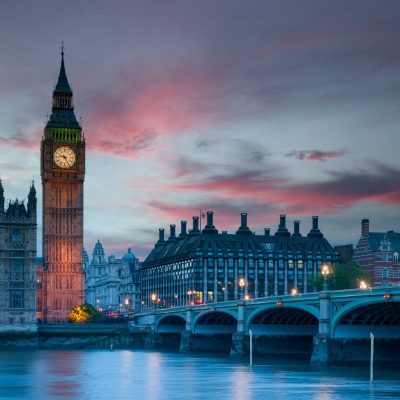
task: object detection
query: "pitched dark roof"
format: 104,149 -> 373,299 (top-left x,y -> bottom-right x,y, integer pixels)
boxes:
5,200 -> 27,218
142,230 -> 337,269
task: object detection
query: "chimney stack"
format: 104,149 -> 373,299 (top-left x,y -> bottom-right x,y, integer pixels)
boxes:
189,216 -> 200,235
275,214 -> 290,237
361,219 -> 370,237
236,212 -> 251,235
264,228 -> 270,236
279,214 -> 286,229
180,220 -> 187,237
312,216 -> 319,230
241,213 -> 248,228
202,211 -> 218,234
307,216 -> 323,238
293,220 -> 301,236
168,224 -> 176,240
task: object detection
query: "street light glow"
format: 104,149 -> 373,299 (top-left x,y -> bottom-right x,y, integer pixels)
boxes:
359,280 -> 368,289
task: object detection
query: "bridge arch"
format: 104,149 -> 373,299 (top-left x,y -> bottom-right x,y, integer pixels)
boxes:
246,305 -> 319,358
193,310 -> 237,334
246,303 -> 320,333
157,315 -> 186,333
333,299 -> 400,339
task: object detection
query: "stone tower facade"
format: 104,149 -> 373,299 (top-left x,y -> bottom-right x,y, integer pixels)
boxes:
0,181 -> 37,332
40,49 -> 85,322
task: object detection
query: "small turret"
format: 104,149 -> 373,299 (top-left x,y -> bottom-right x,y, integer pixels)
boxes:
0,179 -> 4,215
27,181 -> 37,218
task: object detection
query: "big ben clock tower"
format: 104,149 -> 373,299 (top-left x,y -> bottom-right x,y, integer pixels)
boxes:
41,48 -> 85,322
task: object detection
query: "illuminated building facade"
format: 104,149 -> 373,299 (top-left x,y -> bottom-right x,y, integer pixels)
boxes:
85,241 -> 141,314
141,212 -> 338,310
0,181 -> 37,331
353,219 -> 400,287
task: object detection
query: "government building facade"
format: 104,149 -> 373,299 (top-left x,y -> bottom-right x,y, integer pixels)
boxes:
0,182 -> 37,332
141,212 -> 339,311
353,219 -> 400,287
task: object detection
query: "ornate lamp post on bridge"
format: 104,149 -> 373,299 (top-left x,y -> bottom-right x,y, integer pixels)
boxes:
238,278 -> 245,299
151,293 -> 157,310
321,264 -> 331,291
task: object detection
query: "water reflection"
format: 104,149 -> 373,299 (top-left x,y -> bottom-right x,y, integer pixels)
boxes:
0,350 -> 400,400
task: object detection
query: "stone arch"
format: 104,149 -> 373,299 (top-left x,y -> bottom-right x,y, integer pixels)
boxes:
193,311 -> 237,334
333,300 -> 400,339
157,315 -> 186,333
246,303 -> 320,333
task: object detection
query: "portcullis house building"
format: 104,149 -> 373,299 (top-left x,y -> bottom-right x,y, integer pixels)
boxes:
141,212 -> 338,310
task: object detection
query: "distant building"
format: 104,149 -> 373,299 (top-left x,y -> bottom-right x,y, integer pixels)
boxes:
141,212 -> 339,311
120,249 -> 141,314
0,181 -> 37,332
84,241 -> 140,314
334,244 -> 354,263
353,219 -> 400,287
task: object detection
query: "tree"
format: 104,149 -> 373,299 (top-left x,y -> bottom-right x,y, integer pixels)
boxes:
68,303 -> 102,324
311,260 -> 371,291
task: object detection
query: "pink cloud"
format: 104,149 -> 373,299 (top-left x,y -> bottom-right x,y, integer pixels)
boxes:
163,163 -> 400,218
83,66 -> 226,157
286,149 -> 345,162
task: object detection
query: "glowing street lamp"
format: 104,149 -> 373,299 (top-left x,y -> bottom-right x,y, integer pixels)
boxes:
151,293 -> 157,310
359,280 -> 368,290
187,289 -> 194,305
291,288 -> 298,296
238,278 -> 245,299
321,264 -> 330,291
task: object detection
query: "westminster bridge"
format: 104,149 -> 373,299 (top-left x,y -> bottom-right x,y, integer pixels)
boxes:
133,286 -> 400,365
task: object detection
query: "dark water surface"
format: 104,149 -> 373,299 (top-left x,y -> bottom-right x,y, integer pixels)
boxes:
0,350 -> 399,399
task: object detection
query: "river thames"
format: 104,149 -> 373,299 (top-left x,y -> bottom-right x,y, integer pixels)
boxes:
0,350 -> 399,400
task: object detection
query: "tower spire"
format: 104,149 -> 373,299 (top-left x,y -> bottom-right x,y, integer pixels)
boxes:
45,45 -> 81,133
55,42 -> 72,95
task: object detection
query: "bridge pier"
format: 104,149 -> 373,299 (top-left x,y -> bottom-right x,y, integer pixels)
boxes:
230,332 -> 246,357
179,331 -> 193,353
179,307 -> 194,353
311,291 -> 332,365
230,300 -> 246,357
144,332 -> 158,349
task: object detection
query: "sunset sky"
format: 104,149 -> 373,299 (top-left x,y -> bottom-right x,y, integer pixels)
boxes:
1,1 -> 399,260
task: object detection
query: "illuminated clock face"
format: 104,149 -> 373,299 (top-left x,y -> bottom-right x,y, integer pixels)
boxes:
54,146 -> 76,168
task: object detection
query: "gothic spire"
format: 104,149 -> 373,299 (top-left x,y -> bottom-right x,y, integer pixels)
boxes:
45,44 -> 81,132
54,43 -> 72,95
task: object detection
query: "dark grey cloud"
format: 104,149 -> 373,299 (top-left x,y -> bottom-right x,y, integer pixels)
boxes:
285,149 -> 346,162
